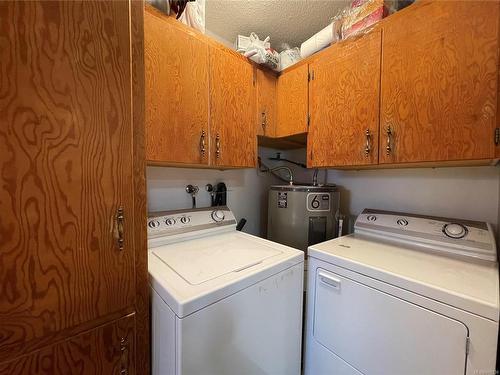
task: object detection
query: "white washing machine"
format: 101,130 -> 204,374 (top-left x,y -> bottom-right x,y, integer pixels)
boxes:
148,207 -> 304,375
305,208 -> 499,375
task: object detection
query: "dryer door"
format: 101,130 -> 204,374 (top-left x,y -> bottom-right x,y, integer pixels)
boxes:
312,268 -> 468,375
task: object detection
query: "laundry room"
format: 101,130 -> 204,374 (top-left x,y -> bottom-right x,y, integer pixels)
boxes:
1,0 -> 500,374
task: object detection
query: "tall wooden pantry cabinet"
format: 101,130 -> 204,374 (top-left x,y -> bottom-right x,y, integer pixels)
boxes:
0,1 -> 149,374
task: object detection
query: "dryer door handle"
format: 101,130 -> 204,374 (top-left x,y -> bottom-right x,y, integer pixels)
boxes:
318,271 -> 341,290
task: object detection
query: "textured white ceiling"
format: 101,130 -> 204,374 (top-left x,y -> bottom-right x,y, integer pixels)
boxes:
205,0 -> 351,51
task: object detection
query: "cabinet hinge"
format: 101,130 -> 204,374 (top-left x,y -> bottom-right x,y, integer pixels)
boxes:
465,337 -> 470,355
308,71 -> 311,82
495,127 -> 499,145
307,113 -> 311,127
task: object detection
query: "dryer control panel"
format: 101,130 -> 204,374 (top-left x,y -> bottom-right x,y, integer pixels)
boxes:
355,209 -> 497,263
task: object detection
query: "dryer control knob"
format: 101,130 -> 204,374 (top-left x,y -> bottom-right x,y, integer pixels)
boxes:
211,210 -> 225,222
443,223 -> 467,239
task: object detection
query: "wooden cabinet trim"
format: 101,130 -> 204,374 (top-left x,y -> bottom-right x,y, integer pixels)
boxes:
131,1 -> 149,374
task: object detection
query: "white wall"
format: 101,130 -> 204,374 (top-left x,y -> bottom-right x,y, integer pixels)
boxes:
147,145 -> 500,240
324,166 -> 500,235
147,148 -> 280,236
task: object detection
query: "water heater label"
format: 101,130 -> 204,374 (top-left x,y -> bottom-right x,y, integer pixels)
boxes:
307,193 -> 330,212
277,192 -> 287,208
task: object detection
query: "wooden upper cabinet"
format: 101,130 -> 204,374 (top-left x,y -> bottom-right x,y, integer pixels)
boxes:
276,64 -> 309,137
0,0 -> 135,361
145,9 -> 209,165
380,1 -> 499,164
209,45 -> 257,168
256,69 -> 277,137
308,30 -> 382,168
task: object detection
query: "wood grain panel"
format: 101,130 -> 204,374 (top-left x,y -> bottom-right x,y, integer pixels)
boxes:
256,69 -> 277,137
131,1 -> 150,374
0,314 -> 135,375
209,45 -> 257,168
497,1 -> 500,159
276,64 -> 309,137
0,0 -> 135,362
308,30 -> 382,168
380,0 -> 499,164
144,8 -> 209,165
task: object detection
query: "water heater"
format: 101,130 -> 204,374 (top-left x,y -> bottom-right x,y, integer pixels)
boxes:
267,185 -> 340,252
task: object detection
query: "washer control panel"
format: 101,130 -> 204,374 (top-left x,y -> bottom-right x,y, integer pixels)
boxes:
147,206 -> 236,238
355,209 -> 497,263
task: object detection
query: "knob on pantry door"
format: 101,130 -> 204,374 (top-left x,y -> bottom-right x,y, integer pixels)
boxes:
211,210 -> 225,222
443,223 -> 467,239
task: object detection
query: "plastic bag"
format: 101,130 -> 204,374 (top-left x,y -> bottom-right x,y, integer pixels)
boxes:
341,0 -> 387,40
279,44 -> 301,71
240,33 -> 280,71
177,0 -> 205,33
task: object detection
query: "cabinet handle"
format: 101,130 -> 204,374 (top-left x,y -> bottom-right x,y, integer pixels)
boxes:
116,207 -> 124,251
120,337 -> 129,375
261,112 -> 267,133
199,130 -> 206,157
215,134 -> 221,159
386,126 -> 393,155
364,129 -> 371,157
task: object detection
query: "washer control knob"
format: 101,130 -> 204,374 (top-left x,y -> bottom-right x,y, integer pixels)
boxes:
443,223 -> 467,239
165,218 -> 176,226
148,220 -> 160,229
397,218 -> 408,226
211,210 -> 225,222
180,216 -> 190,224
366,214 -> 377,222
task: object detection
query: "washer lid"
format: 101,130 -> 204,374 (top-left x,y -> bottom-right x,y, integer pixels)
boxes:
153,235 -> 282,285
149,231 -> 304,317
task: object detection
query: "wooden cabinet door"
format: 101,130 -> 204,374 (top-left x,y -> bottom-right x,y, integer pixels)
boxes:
256,69 -> 277,137
0,0 -> 135,361
308,30 -> 382,168
276,64 -> 309,137
0,314 -> 135,375
380,1 -> 499,164
209,46 -> 257,168
145,9 -> 209,165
